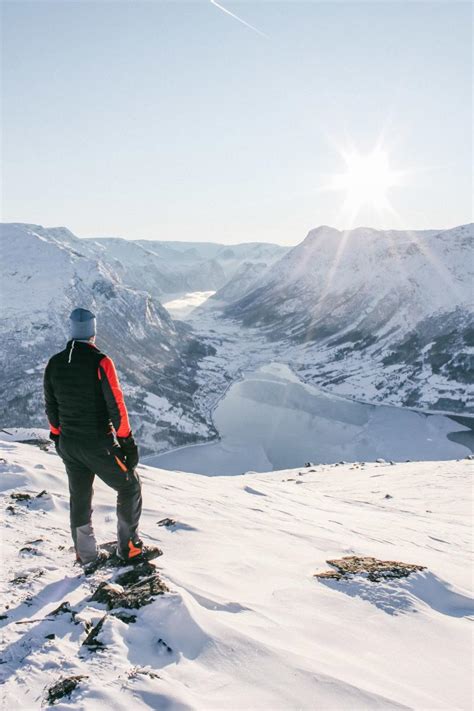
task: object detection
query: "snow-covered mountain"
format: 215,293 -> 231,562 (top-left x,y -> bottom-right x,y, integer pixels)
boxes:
208,260 -> 270,303
224,224 -> 474,413
91,238 -> 227,300
1,439 -> 472,709
0,223 -> 216,452
134,239 -> 289,286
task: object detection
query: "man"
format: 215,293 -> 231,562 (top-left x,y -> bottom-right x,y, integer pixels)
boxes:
44,307 -> 143,567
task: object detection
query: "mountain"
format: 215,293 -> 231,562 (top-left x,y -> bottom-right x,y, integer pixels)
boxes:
224,224 -> 474,413
0,223 -> 216,452
208,260 -> 270,304
92,238 -> 227,299
134,239 -> 289,285
1,438 -> 472,709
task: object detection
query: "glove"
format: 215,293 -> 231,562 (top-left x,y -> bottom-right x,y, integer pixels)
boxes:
117,432 -> 139,471
49,431 -> 60,451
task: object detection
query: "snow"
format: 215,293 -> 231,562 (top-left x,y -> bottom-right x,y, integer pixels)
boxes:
1,441 -> 472,709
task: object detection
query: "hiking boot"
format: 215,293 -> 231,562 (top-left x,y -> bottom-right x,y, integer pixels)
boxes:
118,538 -> 144,563
82,549 -> 110,575
117,540 -> 163,566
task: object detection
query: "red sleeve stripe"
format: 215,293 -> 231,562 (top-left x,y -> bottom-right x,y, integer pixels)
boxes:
99,356 -> 131,438
49,423 -> 61,435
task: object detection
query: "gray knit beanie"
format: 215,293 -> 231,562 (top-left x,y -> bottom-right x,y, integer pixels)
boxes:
69,308 -> 96,340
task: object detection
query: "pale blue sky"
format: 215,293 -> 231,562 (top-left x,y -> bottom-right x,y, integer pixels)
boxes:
2,1 -> 472,244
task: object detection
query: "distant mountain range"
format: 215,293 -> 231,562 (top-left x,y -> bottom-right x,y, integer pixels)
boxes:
223,224 -> 473,413
1,221 -> 471,456
0,223 -> 286,451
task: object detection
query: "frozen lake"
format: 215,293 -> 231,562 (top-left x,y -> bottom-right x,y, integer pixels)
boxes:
146,363 -> 471,475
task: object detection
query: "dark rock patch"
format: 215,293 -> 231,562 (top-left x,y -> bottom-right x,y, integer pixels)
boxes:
115,563 -> 157,586
10,492 -> 32,502
49,601 -> 76,620
315,555 -> 425,582
91,565 -> 168,610
157,517 -> 176,527
46,675 -> 88,705
82,615 -> 107,650
112,610 -> 137,624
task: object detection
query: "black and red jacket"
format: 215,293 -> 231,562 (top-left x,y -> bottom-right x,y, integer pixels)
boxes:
44,340 -> 131,440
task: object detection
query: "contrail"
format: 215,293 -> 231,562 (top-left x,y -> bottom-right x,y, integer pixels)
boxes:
210,0 -> 269,38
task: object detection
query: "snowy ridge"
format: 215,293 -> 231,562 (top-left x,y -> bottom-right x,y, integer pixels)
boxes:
1,440 -> 473,709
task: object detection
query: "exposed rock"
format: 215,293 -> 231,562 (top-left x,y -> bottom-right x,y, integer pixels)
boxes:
46,675 -> 88,705
19,546 -> 38,554
127,666 -> 160,680
157,517 -> 177,527
82,615 -> 107,649
91,564 -> 168,610
10,574 -> 29,585
112,610 -> 137,624
376,458 -> 386,464
315,555 -> 425,583
10,492 -> 32,502
49,601 -> 76,620
157,638 -> 173,653
384,494 -> 393,499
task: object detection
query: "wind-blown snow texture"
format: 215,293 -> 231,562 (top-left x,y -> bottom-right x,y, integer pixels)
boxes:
224,225 -> 474,413
0,440 -> 473,709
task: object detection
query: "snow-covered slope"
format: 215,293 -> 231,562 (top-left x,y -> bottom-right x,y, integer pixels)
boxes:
208,260 -> 270,304
0,223 -> 215,452
224,224 -> 473,413
1,440 -> 473,709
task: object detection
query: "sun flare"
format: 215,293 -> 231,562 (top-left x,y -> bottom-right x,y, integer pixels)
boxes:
330,147 -> 402,216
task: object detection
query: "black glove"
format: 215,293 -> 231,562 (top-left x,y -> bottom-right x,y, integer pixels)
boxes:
118,432 -> 139,471
49,432 -> 60,452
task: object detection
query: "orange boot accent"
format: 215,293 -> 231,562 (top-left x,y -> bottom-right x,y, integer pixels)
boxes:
128,540 -> 143,558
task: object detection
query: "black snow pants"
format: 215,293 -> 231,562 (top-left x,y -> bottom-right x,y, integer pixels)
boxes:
57,434 -> 142,564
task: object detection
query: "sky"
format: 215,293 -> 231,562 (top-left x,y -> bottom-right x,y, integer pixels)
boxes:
1,0 -> 472,244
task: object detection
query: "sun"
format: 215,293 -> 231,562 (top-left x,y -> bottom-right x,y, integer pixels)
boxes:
330,146 -> 402,216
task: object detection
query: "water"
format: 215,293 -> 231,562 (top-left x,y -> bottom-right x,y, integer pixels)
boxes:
146,363 -> 471,475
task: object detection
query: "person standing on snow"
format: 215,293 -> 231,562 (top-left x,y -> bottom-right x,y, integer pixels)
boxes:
44,307 -> 143,566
